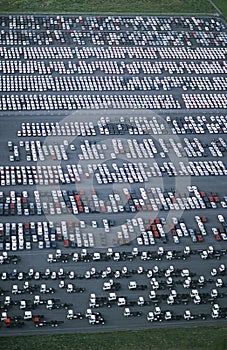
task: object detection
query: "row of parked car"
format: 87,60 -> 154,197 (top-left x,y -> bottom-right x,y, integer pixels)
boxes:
1,75 -> 226,93
17,115 -> 227,138
1,28 -> 226,47
95,160 -> 227,184
8,140 -> 68,162
0,185 -> 226,214
1,45 -> 226,62
1,23 -> 226,47
77,135 -> 226,161
4,143 -> 227,181
1,158 -> 227,187
2,15 -> 225,32
18,121 -> 96,137
0,208 -> 227,252
0,14 -> 226,47
1,59 -> 226,77
167,116 -> 227,135
182,93 -> 227,110
0,184 -> 227,216
1,15 -> 225,31
0,93 -> 181,111
0,220 -> 225,252
137,213 -> 227,246
0,164 -> 73,186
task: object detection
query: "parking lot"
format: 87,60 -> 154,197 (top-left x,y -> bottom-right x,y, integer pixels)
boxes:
0,14 -> 227,334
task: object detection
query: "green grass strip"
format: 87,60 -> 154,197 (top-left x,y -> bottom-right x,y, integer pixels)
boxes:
0,0 -> 220,14
0,326 -> 226,350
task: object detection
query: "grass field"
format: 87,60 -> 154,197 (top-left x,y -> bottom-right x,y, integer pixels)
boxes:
211,0 -> 227,16
0,0 -> 224,15
0,326 -> 226,350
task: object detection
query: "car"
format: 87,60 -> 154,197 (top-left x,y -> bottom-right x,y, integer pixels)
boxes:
212,227 -> 219,235
103,219 -> 110,232
5,243 -> 11,250
211,202 -> 217,209
173,235 -> 179,244
11,242 -> 17,251
218,215 -> 225,223
214,233 -> 222,241
196,234 -> 204,242
91,221 -> 98,229
38,241 -> 44,249
220,233 -> 227,240
26,242 -> 31,250
80,221 -> 86,229
220,201 -> 227,208
137,237 -> 143,245
200,216 -> 207,223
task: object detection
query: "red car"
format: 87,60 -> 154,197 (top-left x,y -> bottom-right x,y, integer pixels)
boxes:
214,234 -> 221,241
64,239 -> 69,248
154,217 -> 160,224
200,215 -> 207,223
196,234 -> 203,243
153,230 -> 160,239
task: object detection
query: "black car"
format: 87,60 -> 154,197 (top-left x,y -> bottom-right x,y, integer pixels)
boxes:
51,241 -> 57,249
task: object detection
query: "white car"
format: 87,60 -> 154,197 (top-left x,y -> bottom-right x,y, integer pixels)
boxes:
220,201 -> 227,208
218,215 -> 225,223
91,221 -> 98,228
5,243 -> 11,250
38,241 -> 44,249
26,242 -> 31,250
12,242 -> 17,251
137,237 -> 143,245
128,281 -> 137,290
173,236 -> 179,244
103,219 -> 110,233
